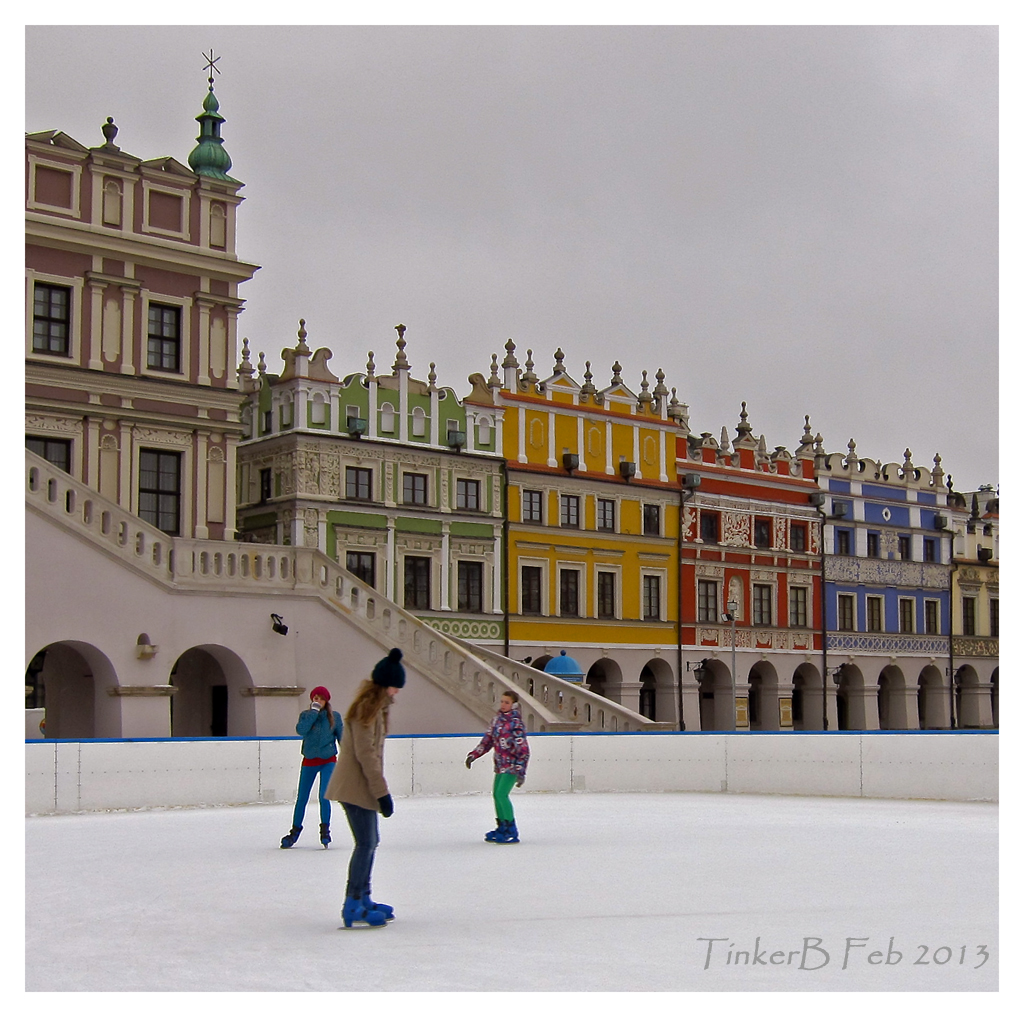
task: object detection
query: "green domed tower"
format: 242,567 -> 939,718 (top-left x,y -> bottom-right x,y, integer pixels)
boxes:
188,52 -> 238,182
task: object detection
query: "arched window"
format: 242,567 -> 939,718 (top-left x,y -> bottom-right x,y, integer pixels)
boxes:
411,405 -> 427,437
380,402 -> 395,433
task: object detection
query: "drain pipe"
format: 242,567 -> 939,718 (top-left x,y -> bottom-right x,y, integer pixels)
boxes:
810,492 -> 829,730
677,473 -> 701,731
501,459 -> 510,658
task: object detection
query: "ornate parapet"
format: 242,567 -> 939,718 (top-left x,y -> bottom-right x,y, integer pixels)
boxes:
825,557 -> 948,589
420,615 -> 504,642
952,637 -> 999,658
827,633 -> 947,655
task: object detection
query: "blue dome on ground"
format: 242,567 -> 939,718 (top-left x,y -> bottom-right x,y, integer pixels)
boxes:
543,650 -> 585,682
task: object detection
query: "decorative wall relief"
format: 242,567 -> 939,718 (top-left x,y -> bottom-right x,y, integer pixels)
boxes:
722,511 -> 750,546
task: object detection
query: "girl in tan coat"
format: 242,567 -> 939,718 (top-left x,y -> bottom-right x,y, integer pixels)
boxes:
325,647 -> 404,929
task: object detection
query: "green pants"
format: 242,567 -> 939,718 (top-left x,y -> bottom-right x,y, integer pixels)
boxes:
493,772 -> 518,821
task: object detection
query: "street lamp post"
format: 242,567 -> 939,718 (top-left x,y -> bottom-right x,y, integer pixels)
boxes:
726,598 -> 739,730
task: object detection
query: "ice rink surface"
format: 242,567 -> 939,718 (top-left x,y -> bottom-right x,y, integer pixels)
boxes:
26,791 -> 997,994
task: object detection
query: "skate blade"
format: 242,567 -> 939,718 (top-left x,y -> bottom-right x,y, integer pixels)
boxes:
337,923 -> 388,930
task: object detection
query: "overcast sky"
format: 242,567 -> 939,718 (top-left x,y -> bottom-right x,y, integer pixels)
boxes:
24,23 -> 998,491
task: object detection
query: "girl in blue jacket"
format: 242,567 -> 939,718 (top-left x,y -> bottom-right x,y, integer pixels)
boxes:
280,686 -> 344,848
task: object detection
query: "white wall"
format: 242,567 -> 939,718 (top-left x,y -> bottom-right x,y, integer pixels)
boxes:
25,732 -> 997,815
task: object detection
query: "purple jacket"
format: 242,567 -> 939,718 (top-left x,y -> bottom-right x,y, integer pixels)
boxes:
468,706 -> 529,777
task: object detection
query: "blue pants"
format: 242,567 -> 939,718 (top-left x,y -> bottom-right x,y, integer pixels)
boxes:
341,802 -> 380,899
291,762 -> 335,828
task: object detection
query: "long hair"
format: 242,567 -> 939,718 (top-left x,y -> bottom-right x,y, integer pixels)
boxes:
346,680 -> 391,731
323,700 -> 335,733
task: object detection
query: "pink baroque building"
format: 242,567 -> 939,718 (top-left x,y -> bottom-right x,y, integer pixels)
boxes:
25,83 -> 259,541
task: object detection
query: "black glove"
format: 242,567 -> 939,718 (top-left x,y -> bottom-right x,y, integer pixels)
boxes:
378,794 -> 394,818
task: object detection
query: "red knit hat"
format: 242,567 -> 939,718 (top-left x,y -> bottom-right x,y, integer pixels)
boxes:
310,686 -> 331,702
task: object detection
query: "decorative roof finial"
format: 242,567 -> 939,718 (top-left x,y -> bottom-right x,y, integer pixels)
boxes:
611,361 -> 623,385
638,370 -> 653,409
188,49 -> 236,181
237,336 -> 254,382
366,351 -> 376,380
502,338 -> 519,369
100,117 -> 120,151
257,351 -> 267,376
521,349 -> 538,387
553,348 -> 566,374
393,324 -> 409,372
488,354 -> 500,388
427,362 -> 437,390
653,368 -> 668,399
580,361 -> 596,399
295,318 -> 310,355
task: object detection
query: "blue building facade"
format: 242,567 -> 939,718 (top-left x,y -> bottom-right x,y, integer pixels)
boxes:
814,441 -> 978,730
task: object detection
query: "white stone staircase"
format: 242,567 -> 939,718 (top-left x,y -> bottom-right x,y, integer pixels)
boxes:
26,450 -> 663,732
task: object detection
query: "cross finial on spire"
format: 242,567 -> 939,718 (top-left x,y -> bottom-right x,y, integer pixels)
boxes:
202,49 -> 221,90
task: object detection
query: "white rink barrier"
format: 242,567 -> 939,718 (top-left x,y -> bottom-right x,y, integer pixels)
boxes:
25,731 -> 997,815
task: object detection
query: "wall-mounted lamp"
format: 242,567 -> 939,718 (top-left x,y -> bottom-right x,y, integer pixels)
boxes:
271,613 -> 289,636
135,633 -> 158,659
563,452 -> 579,473
686,659 -> 709,679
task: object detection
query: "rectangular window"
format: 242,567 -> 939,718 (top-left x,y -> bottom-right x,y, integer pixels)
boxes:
923,537 -> 937,562
457,561 -> 483,612
403,473 -> 428,506
835,529 -> 852,556
643,504 -> 661,537
522,489 -> 543,523
837,594 -> 855,631
899,598 -> 915,634
925,600 -> 939,635
597,498 -> 615,532
521,566 -> 542,615
962,597 -> 976,636
138,449 -> 181,535
752,584 -> 772,626
456,478 -> 480,511
643,575 -> 662,620
32,283 -> 71,356
147,303 -> 181,372
346,466 -> 373,501
346,551 -> 376,588
867,596 -> 883,632
26,435 -> 71,473
753,518 -> 771,549
403,556 -> 431,610
597,571 -> 616,619
700,512 -> 719,544
898,535 -> 912,561
789,586 -> 808,628
990,599 -> 998,638
790,523 -> 807,553
560,494 -> 580,529
559,569 -> 580,617
697,579 -> 718,623
867,532 -> 880,558
259,468 -> 272,503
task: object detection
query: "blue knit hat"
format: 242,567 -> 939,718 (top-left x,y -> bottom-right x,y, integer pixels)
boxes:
372,647 -> 406,688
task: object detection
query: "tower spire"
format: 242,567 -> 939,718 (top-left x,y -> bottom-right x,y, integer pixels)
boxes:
188,49 -> 237,182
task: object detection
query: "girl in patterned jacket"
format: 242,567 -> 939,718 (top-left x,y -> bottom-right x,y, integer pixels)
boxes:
465,689 -> 529,843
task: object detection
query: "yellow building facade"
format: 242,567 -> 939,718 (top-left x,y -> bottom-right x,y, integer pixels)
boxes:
469,342 -> 691,720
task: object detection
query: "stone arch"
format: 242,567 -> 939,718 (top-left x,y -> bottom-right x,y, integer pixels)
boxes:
746,660 -> 780,731
791,662 -> 823,731
169,645 -> 256,737
638,656 -> 675,724
835,663 -> 869,730
696,657 -> 734,731
585,657 -> 623,701
877,664 -> 910,730
955,665 -> 992,728
25,641 -> 121,739
917,664 -> 949,730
